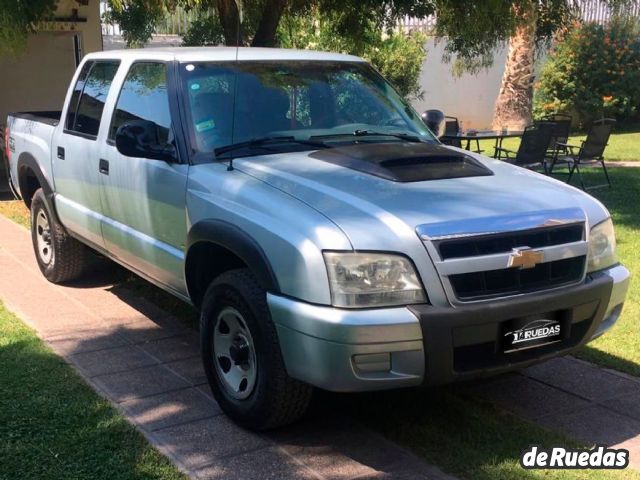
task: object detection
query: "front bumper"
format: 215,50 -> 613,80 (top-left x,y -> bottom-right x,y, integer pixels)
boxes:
268,264 -> 630,392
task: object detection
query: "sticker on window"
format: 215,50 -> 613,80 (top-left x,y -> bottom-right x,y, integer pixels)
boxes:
196,119 -> 216,132
191,83 -> 201,91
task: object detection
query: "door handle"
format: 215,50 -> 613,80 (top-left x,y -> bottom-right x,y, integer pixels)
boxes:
99,159 -> 109,175
57,147 -> 65,160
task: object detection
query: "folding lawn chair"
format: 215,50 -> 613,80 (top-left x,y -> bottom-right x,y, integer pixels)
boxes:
494,123 -> 554,173
542,114 -> 572,160
549,118 -> 615,191
440,115 -> 483,153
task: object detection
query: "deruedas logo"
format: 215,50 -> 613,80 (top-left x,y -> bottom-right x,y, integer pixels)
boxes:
520,445 -> 629,469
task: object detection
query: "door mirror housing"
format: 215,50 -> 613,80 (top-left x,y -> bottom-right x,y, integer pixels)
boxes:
115,120 -> 177,162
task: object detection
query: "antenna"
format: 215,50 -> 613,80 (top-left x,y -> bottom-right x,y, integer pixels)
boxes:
227,0 -> 243,171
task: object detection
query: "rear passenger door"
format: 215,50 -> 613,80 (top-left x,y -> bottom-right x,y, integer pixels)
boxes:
52,60 -> 120,248
96,61 -> 189,294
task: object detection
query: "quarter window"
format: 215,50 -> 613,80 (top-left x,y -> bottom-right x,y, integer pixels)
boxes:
65,61 -> 92,131
109,62 -> 172,145
67,61 -> 120,137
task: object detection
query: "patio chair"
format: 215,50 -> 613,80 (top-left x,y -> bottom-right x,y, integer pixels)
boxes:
541,114 -> 572,159
441,116 -> 462,148
494,123 -> 555,172
549,118 -> 615,191
440,115 -> 483,153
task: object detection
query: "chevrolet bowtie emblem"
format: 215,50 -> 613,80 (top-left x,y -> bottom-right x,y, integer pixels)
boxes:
507,247 -> 545,269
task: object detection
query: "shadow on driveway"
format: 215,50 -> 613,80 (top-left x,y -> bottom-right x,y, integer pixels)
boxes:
54,263 -> 640,477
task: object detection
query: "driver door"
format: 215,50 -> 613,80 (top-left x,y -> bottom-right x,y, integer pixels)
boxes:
97,61 -> 189,294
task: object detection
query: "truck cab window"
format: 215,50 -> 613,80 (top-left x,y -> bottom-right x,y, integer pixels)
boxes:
65,61 -> 93,132
181,62 -> 433,154
109,62 -> 172,146
68,61 -> 120,138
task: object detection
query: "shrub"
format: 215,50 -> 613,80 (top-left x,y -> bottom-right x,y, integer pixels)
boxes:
182,14 -> 225,47
533,21 -> 640,127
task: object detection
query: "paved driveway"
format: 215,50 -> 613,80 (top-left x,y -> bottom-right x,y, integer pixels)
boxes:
0,214 -> 453,480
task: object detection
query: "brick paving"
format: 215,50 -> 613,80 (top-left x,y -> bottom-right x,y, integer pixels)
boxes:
463,358 -> 640,468
0,214 -> 453,480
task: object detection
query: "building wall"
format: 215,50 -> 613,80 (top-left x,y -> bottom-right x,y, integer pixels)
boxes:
411,38 -> 508,130
0,0 -> 102,124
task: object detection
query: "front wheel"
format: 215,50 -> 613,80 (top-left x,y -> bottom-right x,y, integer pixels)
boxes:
200,269 -> 312,430
30,188 -> 89,283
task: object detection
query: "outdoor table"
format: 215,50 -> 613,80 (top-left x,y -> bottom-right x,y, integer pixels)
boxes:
441,130 -> 524,158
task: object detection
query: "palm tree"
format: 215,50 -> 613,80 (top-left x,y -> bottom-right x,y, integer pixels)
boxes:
492,2 -> 538,130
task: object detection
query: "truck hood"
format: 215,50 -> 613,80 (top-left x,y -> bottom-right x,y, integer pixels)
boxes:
234,146 -> 609,250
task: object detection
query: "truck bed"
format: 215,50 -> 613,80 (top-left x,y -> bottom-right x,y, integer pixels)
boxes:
6,111 -> 61,199
10,111 -> 61,127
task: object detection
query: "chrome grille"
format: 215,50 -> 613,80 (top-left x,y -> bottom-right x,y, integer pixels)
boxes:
417,209 -> 588,302
436,224 -> 584,260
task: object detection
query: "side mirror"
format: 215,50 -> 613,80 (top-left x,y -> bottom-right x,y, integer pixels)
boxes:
115,120 -> 176,162
422,109 -> 445,138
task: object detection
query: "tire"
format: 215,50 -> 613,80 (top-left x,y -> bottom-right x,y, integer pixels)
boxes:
200,268 -> 313,430
30,188 -> 89,283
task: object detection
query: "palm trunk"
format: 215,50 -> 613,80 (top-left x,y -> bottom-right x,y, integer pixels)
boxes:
492,3 -> 537,130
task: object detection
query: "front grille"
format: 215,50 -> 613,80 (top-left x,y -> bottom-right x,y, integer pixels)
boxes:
437,224 -> 584,260
449,256 -> 585,300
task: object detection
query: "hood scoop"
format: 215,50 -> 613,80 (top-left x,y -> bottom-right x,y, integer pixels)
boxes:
309,142 -> 493,182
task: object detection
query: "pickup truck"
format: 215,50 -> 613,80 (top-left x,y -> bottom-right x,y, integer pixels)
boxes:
6,47 -> 630,430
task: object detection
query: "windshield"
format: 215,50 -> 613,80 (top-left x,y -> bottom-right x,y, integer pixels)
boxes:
179,61 -> 436,158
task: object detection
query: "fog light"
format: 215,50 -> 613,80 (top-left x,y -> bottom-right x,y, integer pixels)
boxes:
353,353 -> 391,373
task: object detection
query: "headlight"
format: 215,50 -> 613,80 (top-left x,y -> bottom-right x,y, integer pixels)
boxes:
588,218 -> 617,272
323,252 -> 427,308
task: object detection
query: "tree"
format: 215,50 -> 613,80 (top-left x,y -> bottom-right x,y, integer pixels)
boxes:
277,7 -> 427,98
493,2 -> 539,129
101,0 -> 633,128
433,0 -> 584,130
0,0 -> 56,54
105,0 -> 435,48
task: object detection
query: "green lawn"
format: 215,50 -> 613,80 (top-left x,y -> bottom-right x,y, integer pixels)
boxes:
333,168 -> 640,480
0,199 -> 30,228
479,129 -> 640,162
0,302 -> 187,480
328,387 -> 640,480
569,168 -> 640,375
0,160 -> 638,480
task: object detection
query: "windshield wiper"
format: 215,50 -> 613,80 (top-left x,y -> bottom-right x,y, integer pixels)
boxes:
310,129 -> 424,143
215,136 -> 328,158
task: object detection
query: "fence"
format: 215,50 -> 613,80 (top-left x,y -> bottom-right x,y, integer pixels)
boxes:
100,2 -> 201,36
579,0 -> 640,23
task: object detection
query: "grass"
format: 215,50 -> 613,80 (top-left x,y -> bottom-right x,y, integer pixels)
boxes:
478,129 -> 640,162
330,168 -> 640,480
0,199 -> 31,228
1,163 -> 639,480
325,387 -> 640,480
568,168 -> 640,375
0,301 -> 187,480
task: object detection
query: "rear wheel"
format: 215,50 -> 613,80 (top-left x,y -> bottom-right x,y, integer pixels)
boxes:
200,268 -> 313,430
30,188 -> 89,283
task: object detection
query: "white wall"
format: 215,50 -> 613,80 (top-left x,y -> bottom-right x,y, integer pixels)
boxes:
411,38 -> 508,130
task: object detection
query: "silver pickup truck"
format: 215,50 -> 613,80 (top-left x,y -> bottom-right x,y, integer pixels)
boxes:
6,47 -> 630,430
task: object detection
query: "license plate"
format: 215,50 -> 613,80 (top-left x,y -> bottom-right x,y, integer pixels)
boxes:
502,318 -> 563,353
